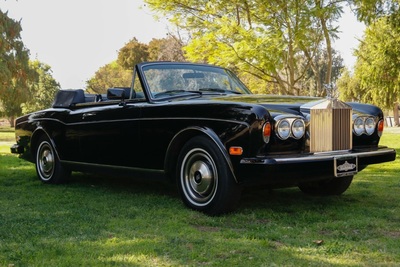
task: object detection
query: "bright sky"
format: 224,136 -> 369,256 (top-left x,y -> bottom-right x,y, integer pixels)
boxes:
2,0 -> 365,89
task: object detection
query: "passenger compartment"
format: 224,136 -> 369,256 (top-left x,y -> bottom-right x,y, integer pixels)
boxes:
52,87 -> 140,108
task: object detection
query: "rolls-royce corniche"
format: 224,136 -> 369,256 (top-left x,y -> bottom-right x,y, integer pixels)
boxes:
11,62 -> 396,215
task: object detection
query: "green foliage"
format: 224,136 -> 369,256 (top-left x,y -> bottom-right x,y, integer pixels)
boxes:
87,36 -> 186,93
302,48 -> 344,97
148,36 -> 186,61
20,60 -> 60,114
116,36 -> 186,67
0,9 -> 36,121
351,18 -> 400,109
0,131 -> 400,266
145,0 -> 344,96
337,67 -> 362,102
351,0 -> 399,25
117,38 -> 149,70
86,61 -> 132,94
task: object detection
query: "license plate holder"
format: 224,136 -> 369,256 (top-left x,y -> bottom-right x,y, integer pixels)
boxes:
334,156 -> 358,177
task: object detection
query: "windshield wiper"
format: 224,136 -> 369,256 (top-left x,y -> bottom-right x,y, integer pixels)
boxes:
154,90 -> 202,98
199,88 -> 242,94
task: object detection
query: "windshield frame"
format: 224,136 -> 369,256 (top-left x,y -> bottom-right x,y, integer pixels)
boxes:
136,62 -> 252,101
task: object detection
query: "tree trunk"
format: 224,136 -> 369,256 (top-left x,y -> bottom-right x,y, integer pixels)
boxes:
9,116 -> 15,128
321,17 -> 332,87
394,102 -> 399,127
315,0 -> 333,89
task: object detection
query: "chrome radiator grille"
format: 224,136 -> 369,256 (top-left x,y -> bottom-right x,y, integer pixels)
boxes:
309,99 -> 352,153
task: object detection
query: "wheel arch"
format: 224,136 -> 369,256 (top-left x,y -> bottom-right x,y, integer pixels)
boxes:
31,128 -> 60,161
164,126 -> 238,183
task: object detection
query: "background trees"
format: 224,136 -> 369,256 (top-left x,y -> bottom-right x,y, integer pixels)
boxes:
338,1 -> 399,125
338,16 -> 400,125
86,61 -> 132,94
86,36 -> 185,93
0,9 -> 36,126
144,0 -> 344,96
21,60 -> 61,114
117,36 -> 186,70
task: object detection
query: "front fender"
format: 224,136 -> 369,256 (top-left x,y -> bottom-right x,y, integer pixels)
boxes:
164,126 -> 238,183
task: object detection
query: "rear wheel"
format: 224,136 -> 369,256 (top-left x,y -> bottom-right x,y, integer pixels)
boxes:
35,135 -> 70,184
298,176 -> 353,196
177,136 -> 241,215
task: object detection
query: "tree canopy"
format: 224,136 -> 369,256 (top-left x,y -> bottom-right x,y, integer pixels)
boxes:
0,9 -> 36,124
144,0 -> 344,96
21,60 -> 60,114
86,61 -> 132,94
351,0 -> 399,25
87,36 -> 186,93
338,15 -> 400,124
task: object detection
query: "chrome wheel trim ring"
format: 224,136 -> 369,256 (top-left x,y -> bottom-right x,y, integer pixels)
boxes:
181,148 -> 218,207
37,141 -> 55,181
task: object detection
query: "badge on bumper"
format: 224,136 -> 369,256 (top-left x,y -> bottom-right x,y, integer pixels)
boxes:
334,156 -> 358,177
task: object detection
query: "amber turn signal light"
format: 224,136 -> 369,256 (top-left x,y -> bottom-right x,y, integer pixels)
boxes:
229,146 -> 243,156
263,122 -> 271,143
377,119 -> 384,137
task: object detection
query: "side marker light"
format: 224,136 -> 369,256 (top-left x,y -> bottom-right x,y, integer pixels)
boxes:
229,147 -> 243,156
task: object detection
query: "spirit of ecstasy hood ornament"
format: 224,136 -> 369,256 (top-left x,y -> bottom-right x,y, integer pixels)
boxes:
324,83 -> 339,100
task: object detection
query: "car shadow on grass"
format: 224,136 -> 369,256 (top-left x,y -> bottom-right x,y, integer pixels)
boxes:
68,172 -> 179,198
239,185 -> 361,214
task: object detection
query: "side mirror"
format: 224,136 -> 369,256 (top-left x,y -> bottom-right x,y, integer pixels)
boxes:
107,88 -> 132,100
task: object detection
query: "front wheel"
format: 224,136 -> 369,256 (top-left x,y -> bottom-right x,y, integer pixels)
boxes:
177,136 -> 241,215
298,176 -> 354,196
35,135 -> 70,184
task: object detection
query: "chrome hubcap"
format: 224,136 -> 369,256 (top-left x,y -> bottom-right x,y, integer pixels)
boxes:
181,148 -> 218,206
38,142 -> 55,180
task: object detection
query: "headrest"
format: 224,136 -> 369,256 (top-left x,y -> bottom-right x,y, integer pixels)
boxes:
52,89 -> 85,108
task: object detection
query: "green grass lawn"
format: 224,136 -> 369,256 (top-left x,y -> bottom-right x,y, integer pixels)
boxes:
0,127 -> 399,266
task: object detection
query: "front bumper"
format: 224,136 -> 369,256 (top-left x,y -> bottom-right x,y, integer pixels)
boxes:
237,146 -> 396,185
10,144 -> 24,154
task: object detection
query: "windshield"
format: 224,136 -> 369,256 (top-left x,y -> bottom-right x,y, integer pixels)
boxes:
141,63 -> 252,99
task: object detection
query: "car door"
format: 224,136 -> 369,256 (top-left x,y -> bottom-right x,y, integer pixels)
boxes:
69,101 -> 142,168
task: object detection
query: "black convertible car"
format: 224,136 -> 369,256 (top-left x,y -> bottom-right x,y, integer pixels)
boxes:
11,62 -> 396,215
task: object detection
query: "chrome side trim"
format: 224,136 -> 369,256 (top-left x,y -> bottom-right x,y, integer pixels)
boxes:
29,116 -> 249,127
240,148 -> 395,165
60,160 -> 165,174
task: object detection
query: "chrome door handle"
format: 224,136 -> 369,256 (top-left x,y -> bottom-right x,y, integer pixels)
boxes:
82,112 -> 96,119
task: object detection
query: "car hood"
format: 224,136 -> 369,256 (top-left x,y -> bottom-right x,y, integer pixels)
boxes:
210,94 -> 322,117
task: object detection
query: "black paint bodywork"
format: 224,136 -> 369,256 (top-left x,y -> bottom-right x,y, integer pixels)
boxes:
11,62 -> 396,187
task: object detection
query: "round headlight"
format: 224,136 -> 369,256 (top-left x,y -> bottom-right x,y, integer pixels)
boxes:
353,117 -> 364,136
365,117 -> 376,135
291,119 -> 305,139
276,120 -> 290,140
